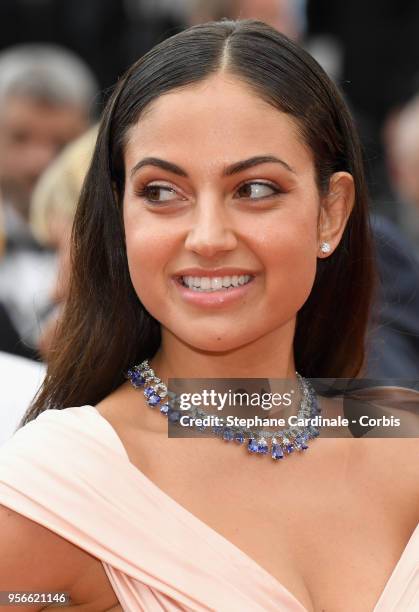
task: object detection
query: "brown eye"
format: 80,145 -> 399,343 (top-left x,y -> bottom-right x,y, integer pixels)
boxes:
236,182 -> 280,200
137,184 -> 177,203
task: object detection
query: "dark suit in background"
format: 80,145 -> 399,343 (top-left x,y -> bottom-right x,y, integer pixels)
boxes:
0,302 -> 37,360
367,215 -> 419,379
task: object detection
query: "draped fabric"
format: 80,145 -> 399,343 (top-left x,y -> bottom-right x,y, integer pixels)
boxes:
0,406 -> 417,611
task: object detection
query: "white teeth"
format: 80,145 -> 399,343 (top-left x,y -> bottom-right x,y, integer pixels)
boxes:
210,277 -> 223,290
181,275 -> 252,291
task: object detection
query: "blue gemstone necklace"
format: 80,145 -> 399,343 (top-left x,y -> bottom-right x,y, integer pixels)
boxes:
127,360 -> 321,461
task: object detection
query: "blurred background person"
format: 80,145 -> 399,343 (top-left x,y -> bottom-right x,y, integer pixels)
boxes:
0,182 -> 46,445
0,0 -> 184,95
0,194 -> 4,257
231,0 -> 306,40
0,188 -> 26,357
1,127 -> 96,445
188,0 -> 306,40
362,92 -> 419,380
306,0 -> 419,220
366,214 -> 419,379
29,126 -> 98,361
0,44 -> 97,357
30,125 -> 98,250
385,94 -> 419,253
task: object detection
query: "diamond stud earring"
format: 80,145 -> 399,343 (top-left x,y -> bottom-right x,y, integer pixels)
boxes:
320,242 -> 331,254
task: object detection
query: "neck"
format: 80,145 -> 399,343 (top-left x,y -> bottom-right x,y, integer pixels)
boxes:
150,318 -> 297,381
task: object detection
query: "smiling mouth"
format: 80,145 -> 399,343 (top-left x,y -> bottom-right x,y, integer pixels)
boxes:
178,274 -> 254,292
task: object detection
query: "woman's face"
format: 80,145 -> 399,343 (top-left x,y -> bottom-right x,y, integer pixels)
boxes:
122,74 -> 328,352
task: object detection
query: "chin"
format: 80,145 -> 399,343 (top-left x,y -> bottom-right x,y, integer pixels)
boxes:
178,328 -> 261,354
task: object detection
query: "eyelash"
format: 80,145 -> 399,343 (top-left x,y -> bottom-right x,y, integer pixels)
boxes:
135,181 -> 283,204
236,181 -> 283,199
135,185 -> 179,204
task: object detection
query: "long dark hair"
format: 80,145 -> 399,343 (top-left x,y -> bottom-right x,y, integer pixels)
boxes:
23,19 -> 375,423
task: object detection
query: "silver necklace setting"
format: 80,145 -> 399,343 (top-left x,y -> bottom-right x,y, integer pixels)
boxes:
127,360 -> 321,461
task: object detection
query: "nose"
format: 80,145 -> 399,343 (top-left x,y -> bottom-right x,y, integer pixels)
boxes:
184,195 -> 237,257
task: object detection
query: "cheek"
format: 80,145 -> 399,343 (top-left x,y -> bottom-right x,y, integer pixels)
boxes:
126,230 -> 156,295
260,211 -> 319,310
124,215 -> 174,316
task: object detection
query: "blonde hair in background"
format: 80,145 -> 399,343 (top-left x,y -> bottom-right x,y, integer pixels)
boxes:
29,125 -> 98,248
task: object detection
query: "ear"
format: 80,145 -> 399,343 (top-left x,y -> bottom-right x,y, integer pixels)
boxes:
317,172 -> 355,258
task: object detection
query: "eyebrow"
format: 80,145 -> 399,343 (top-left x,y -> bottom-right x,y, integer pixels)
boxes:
130,155 -> 296,179
224,155 -> 295,176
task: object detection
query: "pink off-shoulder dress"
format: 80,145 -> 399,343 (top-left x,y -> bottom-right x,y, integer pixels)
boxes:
0,406 -> 417,611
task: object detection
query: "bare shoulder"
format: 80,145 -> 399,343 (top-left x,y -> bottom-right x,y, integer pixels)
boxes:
0,505 -> 119,611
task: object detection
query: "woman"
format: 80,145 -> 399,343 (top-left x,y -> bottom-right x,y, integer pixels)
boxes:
0,20 -> 417,612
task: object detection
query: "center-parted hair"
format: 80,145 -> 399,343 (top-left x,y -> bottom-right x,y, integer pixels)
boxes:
24,19 -> 375,421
